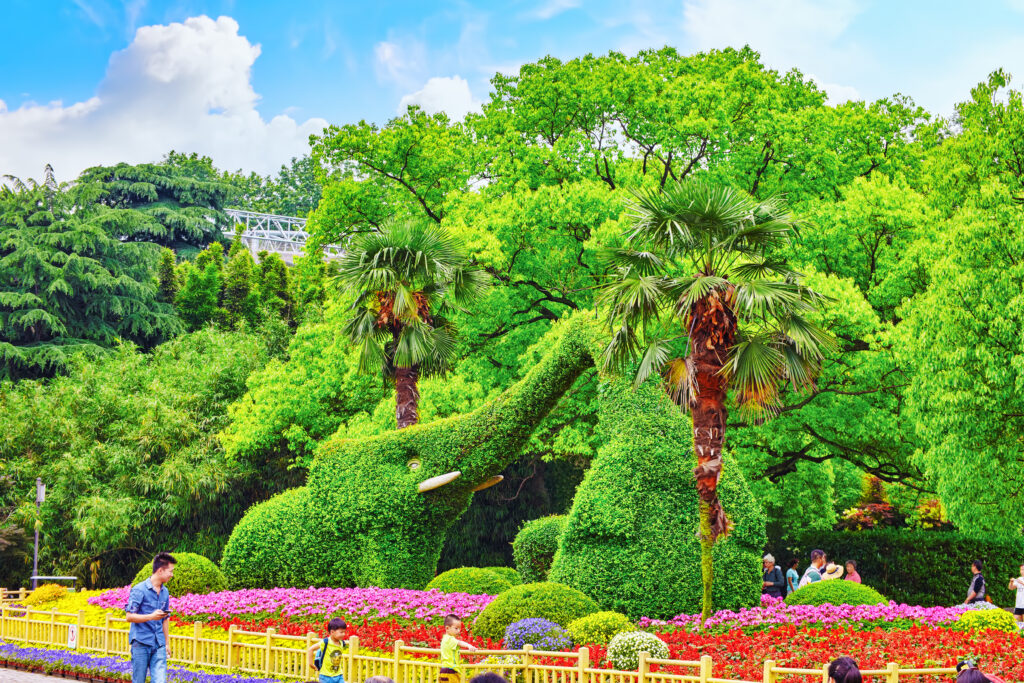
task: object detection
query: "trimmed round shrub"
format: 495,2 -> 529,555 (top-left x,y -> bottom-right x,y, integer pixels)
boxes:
606,631 -> 669,671
954,608 -> 1019,634
784,580 -> 886,607
484,566 -> 523,586
567,611 -> 634,645
549,373 -> 766,619
426,567 -> 514,595
473,581 -> 599,641
23,583 -> 68,606
503,618 -> 573,650
513,516 -> 566,583
132,552 -> 227,597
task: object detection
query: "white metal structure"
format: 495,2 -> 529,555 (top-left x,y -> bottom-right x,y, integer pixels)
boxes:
226,209 -> 344,262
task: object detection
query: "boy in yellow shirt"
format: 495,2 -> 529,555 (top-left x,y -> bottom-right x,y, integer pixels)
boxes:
307,618 -> 348,683
439,614 -> 477,683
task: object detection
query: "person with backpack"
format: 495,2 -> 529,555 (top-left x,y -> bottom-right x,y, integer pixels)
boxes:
762,554 -> 784,598
964,559 -> 987,604
307,618 -> 348,683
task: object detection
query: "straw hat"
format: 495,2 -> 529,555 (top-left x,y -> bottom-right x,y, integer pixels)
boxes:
821,563 -> 845,580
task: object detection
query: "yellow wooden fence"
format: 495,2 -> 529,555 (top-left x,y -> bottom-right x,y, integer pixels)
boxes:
0,604 -> 958,683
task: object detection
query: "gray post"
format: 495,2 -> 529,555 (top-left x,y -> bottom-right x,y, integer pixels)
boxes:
32,477 -> 44,590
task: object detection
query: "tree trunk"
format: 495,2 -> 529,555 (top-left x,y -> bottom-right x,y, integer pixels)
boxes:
395,364 -> 420,429
688,284 -> 737,625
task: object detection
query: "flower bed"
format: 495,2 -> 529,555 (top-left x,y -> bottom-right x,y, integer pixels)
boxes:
639,595 -> 972,631
0,640 -> 281,683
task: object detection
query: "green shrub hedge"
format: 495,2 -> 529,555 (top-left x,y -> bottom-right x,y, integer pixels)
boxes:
472,582 -> 599,641
549,370 -> 766,619
772,529 -> 1024,606
606,631 -> 669,670
567,611 -> 634,645
513,516 -> 566,583
132,552 -> 227,597
483,566 -> 523,586
784,580 -> 886,607
954,607 -> 1019,634
426,567 -> 514,595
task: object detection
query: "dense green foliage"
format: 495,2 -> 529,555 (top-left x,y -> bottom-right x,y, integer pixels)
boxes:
482,567 -> 522,586
784,580 -> 886,607
775,529 -> 1024,607
221,316 -> 596,589
0,329 -> 277,587
130,552 -> 227,597
550,370 -> 766,618
513,516 -> 567,583
472,582 -> 600,641
566,611 -> 634,645
425,568 -> 514,595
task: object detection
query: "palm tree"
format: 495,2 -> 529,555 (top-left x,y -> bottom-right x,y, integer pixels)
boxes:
335,219 -> 488,428
600,179 -> 833,624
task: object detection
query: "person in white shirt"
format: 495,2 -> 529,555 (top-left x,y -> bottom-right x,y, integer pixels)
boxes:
1008,563 -> 1024,630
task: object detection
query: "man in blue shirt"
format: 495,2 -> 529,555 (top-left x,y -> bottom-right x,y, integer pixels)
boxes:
125,552 -> 175,683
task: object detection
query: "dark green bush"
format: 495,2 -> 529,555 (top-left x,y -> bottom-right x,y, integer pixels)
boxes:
548,371 -> 766,619
426,567 -> 514,595
472,581 -> 599,640
483,566 -> 523,586
513,516 -> 566,583
773,529 -> 1024,606
132,552 -> 227,597
784,580 -> 886,606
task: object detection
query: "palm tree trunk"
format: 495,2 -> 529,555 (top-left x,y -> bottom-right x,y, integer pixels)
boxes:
395,364 -> 420,429
689,285 -> 737,627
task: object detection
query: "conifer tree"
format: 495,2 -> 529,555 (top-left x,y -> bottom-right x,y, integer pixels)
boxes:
222,249 -> 260,329
254,252 -> 293,323
156,249 -> 179,303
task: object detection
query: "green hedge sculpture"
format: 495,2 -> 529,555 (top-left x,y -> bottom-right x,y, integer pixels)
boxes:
549,369 -> 766,619
426,567 -> 514,595
513,515 -> 566,583
472,581 -> 600,640
222,315 -> 596,589
131,552 -> 227,597
784,580 -> 886,606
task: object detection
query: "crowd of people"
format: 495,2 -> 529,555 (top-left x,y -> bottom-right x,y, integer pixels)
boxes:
761,549 -> 860,598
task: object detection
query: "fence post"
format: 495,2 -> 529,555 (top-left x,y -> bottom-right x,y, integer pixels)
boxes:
1,604 -> 6,640
227,624 -> 238,670
306,632 -> 317,681
578,646 -> 590,683
393,639 -> 405,682
638,651 -> 649,683
50,607 -> 56,645
348,635 -> 360,683
192,622 -> 201,665
77,610 -> 84,649
762,659 -> 775,683
821,664 -> 830,683
524,644 -> 534,683
886,662 -> 898,683
263,627 -> 275,676
699,654 -> 712,683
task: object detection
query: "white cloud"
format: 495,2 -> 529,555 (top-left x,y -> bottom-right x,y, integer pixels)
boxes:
807,75 -> 861,104
0,15 -> 327,181
398,76 -> 482,121
524,0 -> 582,21
374,39 -> 428,88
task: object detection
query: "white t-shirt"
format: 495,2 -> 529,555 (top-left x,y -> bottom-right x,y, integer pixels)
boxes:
1012,577 -> 1024,609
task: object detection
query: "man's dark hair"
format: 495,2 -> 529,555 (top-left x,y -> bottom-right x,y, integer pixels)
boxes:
827,656 -> 862,683
152,552 -> 176,573
327,617 -> 347,632
470,674 -> 509,683
443,614 -> 462,628
789,558 -> 799,569
810,549 -> 825,561
972,559 -> 983,571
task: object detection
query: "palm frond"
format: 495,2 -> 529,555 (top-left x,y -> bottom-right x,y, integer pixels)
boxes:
663,355 -> 697,407
722,331 -> 784,417
600,322 -> 642,374
668,274 -> 730,317
600,247 -> 666,277
732,280 -> 812,319
633,337 -> 673,388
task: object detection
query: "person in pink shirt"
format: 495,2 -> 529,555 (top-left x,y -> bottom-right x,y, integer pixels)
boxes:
845,560 -> 862,584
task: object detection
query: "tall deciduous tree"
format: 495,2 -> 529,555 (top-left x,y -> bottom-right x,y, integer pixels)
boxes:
335,219 -> 488,428
600,179 -> 833,623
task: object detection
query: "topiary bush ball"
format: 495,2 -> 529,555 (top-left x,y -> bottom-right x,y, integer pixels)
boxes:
473,581 -> 599,641
483,566 -> 523,586
954,608 -> 1019,634
513,516 -> 566,583
426,567 -> 514,595
503,618 -> 574,650
567,611 -> 635,645
784,580 -> 886,607
606,631 -> 669,670
131,552 -> 227,597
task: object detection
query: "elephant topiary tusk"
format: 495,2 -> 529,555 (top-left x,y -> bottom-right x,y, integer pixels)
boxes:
417,471 -> 461,493
471,475 -> 504,492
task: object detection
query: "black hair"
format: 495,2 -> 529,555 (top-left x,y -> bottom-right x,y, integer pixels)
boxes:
827,656 -> 861,683
845,560 -> 857,570
444,614 -> 462,628
789,558 -> 799,569
469,674 -> 509,683
152,552 -> 176,573
957,670 -> 989,683
327,617 -> 347,632
972,559 -> 983,571
810,549 -> 825,561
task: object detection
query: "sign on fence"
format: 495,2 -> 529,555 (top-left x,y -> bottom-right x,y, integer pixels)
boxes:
67,623 -> 78,649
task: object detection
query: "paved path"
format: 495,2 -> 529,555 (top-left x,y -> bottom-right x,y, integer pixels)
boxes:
0,670 -> 69,683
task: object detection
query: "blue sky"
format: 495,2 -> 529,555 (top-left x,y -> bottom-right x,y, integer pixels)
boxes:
3,0 -> 1024,180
